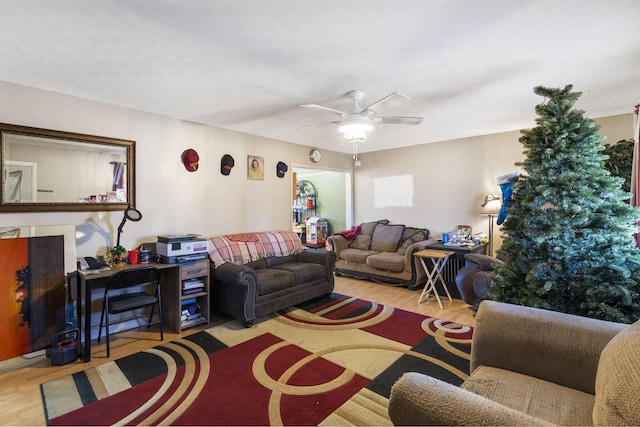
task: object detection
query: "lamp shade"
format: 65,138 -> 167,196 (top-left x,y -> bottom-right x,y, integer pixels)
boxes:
481,194 -> 501,215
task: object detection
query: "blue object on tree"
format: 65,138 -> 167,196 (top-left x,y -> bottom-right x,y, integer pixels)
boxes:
497,181 -> 515,225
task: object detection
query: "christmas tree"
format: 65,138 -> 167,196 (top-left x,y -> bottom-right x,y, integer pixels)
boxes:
492,85 -> 640,323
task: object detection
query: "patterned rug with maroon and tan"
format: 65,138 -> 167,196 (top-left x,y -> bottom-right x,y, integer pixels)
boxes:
40,293 -> 473,426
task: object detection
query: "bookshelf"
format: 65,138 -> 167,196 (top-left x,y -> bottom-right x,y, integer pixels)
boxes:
162,258 -> 210,332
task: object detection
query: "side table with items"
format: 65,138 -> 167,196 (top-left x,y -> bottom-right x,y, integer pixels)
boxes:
424,241 -> 486,299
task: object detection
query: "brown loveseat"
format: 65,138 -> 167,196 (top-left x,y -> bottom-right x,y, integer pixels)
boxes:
327,220 -> 435,289
388,300 -> 640,426
207,231 -> 336,327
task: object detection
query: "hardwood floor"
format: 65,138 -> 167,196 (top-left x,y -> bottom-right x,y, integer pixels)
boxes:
0,275 -> 474,426
335,276 -> 476,327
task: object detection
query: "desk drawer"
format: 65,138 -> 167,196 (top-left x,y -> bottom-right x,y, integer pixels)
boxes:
181,259 -> 209,280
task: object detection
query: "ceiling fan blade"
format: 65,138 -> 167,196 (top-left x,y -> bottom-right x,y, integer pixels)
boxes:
297,120 -> 342,130
364,92 -> 410,114
300,103 -> 346,116
378,116 -> 423,125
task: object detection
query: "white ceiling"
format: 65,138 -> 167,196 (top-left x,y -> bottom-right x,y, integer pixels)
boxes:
0,0 -> 639,154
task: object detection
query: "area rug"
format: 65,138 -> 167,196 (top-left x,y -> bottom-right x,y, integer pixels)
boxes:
40,293 -> 473,426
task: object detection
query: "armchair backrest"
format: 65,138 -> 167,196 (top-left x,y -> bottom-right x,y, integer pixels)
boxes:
472,301 -> 625,394
593,319 -> 640,425
463,253 -> 503,271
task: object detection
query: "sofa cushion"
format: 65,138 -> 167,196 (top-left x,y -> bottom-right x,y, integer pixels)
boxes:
463,366 -> 595,426
593,320 -> 640,426
340,248 -> 377,263
245,258 -> 266,270
256,268 -> 296,295
265,254 -> 296,267
371,223 -> 405,252
348,235 -> 372,250
366,252 -> 405,273
270,261 -> 326,283
397,230 -> 428,255
360,220 -> 388,236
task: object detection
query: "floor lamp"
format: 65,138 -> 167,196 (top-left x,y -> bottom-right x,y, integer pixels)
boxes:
481,194 -> 502,257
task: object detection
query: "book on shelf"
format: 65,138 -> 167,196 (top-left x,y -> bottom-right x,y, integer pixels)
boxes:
181,312 -> 203,321
183,278 -> 205,289
182,287 -> 204,295
181,301 -> 200,315
181,316 -> 206,327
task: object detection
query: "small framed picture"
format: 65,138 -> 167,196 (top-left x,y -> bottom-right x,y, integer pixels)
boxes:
247,155 -> 264,180
457,225 -> 472,239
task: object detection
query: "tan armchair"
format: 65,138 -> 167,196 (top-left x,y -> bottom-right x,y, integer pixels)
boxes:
388,300 -> 640,426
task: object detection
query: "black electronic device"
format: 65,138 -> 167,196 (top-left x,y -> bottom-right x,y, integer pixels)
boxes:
83,256 -> 105,269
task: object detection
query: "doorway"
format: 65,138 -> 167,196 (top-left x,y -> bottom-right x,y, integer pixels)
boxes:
291,166 -> 353,240
5,160 -> 37,202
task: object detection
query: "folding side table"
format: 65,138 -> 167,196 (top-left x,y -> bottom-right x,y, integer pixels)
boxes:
414,249 -> 455,308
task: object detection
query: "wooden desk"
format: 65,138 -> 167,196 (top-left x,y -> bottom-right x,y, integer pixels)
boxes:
76,260 -> 210,362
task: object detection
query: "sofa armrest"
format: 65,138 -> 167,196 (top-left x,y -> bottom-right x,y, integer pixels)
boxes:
403,238 -> 438,286
327,234 -> 349,257
455,267 -> 482,305
212,262 -> 258,322
389,372 -> 552,426
472,300 -> 628,394
295,249 -> 337,284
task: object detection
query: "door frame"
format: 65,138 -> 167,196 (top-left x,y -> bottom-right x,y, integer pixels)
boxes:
290,164 -> 354,232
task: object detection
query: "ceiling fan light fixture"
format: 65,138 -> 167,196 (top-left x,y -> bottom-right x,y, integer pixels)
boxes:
339,121 -> 373,143
338,121 -> 373,134
343,130 -> 369,143
301,90 -> 422,144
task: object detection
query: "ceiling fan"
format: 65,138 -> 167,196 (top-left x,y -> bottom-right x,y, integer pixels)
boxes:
300,90 -> 423,135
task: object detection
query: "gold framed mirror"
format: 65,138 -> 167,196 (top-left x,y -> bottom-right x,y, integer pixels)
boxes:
0,123 -> 135,212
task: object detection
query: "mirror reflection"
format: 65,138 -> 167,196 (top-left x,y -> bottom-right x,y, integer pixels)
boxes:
1,123 -> 135,212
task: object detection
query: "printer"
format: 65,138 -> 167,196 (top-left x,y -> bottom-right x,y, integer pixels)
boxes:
156,234 -> 209,263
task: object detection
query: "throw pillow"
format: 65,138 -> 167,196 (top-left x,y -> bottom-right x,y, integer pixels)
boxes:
400,227 -> 420,241
360,219 -> 389,236
371,224 -> 405,252
397,231 -> 427,255
349,235 -> 372,250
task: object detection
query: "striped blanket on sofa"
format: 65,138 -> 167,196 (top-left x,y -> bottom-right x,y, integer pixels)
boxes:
207,231 -> 304,267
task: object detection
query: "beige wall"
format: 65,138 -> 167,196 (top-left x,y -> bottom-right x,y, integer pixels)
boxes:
0,80 -> 634,267
0,81 -> 352,268
353,113 -> 634,252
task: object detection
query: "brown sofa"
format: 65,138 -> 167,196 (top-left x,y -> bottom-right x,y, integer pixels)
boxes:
207,231 -> 336,327
388,300 -> 640,426
327,220 -> 435,289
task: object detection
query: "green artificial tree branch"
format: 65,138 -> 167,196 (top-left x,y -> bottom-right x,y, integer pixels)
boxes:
492,85 -> 640,323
